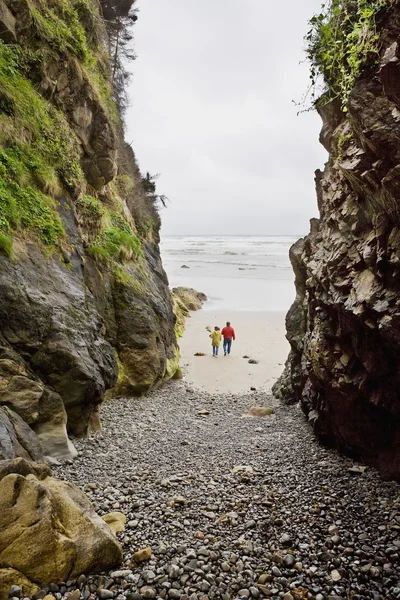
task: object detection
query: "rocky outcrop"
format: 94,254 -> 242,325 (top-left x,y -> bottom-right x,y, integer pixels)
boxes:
0,466 -> 122,590
0,412 -> 122,596
172,287 -> 207,313
0,0 -> 179,453
275,5 -> 400,480
0,406 -> 44,463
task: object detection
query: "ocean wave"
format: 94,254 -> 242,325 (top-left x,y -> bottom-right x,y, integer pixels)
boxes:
167,258 -> 291,269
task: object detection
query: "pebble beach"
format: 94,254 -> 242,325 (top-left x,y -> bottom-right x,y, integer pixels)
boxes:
52,382 -> 400,600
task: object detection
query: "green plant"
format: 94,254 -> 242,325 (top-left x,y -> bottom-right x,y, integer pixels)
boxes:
306,0 -> 392,110
87,245 -> 111,265
0,178 -> 65,246
88,208 -> 143,265
0,232 -> 12,258
336,130 -> 353,161
0,41 -> 84,192
75,194 -> 104,220
113,264 -> 134,286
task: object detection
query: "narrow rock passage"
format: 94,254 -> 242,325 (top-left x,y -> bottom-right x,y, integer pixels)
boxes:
56,382 -> 400,600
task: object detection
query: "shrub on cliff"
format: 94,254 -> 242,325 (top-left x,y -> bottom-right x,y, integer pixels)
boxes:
306,0 -> 396,110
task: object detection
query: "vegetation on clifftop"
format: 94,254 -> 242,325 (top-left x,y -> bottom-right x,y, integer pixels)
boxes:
306,0 -> 395,110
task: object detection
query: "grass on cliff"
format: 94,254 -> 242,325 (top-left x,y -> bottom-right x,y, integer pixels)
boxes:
87,200 -> 143,266
306,0 -> 393,110
30,0 -> 118,122
0,41 -> 86,250
0,0 -> 118,253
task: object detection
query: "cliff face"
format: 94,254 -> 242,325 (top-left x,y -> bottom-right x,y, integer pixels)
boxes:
275,3 -> 400,480
0,0 -> 179,458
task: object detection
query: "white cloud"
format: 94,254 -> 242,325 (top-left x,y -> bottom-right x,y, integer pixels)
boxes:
125,0 -> 328,236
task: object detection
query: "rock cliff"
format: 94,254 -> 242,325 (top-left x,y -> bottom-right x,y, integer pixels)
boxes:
275,1 -> 400,480
0,0 -> 179,458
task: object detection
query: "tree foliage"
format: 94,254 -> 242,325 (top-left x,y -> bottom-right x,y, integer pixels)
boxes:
99,0 -> 138,114
141,172 -> 168,209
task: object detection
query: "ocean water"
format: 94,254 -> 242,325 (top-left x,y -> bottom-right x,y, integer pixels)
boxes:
161,235 -> 299,312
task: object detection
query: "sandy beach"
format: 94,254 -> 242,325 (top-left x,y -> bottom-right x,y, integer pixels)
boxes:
178,310 -> 289,393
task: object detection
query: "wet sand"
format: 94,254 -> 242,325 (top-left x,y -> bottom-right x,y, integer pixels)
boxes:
178,310 -> 289,393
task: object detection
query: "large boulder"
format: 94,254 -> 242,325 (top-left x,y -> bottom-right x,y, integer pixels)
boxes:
172,287 -> 207,312
0,336 -> 76,459
0,569 -> 39,600
0,470 -> 122,586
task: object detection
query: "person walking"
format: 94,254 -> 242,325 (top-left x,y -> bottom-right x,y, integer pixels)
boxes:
221,321 -> 235,356
209,326 -> 222,357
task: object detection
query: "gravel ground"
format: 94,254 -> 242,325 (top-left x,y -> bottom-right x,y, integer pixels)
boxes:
47,381 -> 400,600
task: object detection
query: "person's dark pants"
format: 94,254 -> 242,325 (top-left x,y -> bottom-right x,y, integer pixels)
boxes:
223,338 -> 232,354
213,346 -> 219,356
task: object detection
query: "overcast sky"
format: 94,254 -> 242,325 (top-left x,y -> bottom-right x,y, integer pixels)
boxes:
126,0 -> 328,236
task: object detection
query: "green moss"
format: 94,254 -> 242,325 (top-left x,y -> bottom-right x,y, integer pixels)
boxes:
0,42 -> 83,191
336,130 -> 353,161
0,232 -> 12,258
88,208 -> 143,265
112,265 -> 146,295
29,0 -> 117,123
75,194 -> 104,220
172,294 -> 187,340
87,245 -> 110,265
31,4 -> 90,61
113,265 -> 134,287
0,177 -> 64,247
165,348 -> 181,380
306,0 -> 390,110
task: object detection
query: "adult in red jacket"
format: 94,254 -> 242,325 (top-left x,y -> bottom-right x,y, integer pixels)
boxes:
221,321 -> 236,356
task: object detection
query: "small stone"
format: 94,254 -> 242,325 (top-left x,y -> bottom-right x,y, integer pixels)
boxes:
283,594 -> 294,600
370,566 -> 381,578
249,587 -> 260,599
195,531 -> 205,539
8,587 -> 21,599
280,534 -> 292,546
98,591 -> 114,600
238,591 -> 250,598
272,566 -> 282,577
168,591 -> 181,599
248,407 -> 274,417
221,562 -> 230,572
134,547 -> 152,563
140,588 -> 156,600
110,571 -> 132,579
328,525 -> 338,535
244,520 -> 256,529
69,591 -> 81,600
283,554 -> 295,567
169,564 -> 180,579
330,569 -> 341,582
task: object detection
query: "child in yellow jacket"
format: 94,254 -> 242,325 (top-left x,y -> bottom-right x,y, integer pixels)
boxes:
210,326 -> 222,357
